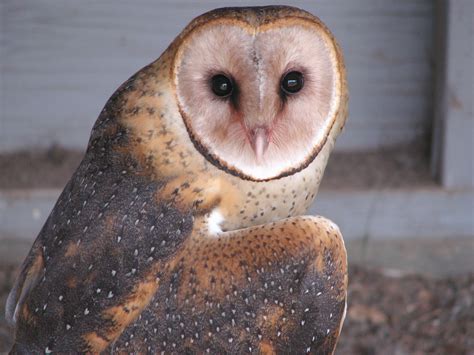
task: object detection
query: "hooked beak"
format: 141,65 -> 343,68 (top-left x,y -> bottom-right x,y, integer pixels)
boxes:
249,127 -> 270,163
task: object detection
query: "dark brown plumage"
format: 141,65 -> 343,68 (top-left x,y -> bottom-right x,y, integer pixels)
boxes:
7,6 -> 348,354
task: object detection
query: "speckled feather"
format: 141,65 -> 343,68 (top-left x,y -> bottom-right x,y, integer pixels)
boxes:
7,6 -> 348,354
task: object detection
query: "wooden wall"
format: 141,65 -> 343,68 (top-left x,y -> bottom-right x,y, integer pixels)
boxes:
1,0 -> 435,152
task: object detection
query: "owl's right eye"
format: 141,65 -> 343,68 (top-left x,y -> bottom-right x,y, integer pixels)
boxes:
211,74 -> 234,97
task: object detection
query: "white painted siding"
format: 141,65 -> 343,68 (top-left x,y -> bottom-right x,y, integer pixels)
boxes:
0,0 -> 435,152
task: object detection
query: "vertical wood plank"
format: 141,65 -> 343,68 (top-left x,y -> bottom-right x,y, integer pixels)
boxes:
432,0 -> 473,188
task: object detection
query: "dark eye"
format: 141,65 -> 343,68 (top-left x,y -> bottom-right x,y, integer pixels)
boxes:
211,74 -> 233,97
281,71 -> 304,95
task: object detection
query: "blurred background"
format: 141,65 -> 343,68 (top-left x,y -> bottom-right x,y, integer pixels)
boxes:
0,0 -> 473,353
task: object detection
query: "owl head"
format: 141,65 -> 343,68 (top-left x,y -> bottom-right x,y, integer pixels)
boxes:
171,6 -> 347,181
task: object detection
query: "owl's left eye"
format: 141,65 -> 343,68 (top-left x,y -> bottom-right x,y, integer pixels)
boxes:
281,71 -> 304,95
211,74 -> 234,97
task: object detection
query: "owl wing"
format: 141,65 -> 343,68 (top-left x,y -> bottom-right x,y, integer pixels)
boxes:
111,214 -> 348,355
6,113 -> 197,353
9,181 -> 347,355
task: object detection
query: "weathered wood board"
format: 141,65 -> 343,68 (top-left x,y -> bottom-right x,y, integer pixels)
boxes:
1,0 -> 435,151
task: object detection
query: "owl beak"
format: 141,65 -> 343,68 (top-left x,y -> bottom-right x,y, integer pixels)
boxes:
249,127 -> 270,163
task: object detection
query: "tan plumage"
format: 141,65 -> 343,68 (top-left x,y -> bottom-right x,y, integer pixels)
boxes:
7,6 -> 348,354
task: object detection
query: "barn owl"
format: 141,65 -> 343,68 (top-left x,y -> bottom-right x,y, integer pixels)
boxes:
6,6 -> 348,354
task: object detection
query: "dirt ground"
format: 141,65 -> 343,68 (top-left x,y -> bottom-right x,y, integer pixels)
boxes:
338,267 -> 474,355
1,263 -> 472,354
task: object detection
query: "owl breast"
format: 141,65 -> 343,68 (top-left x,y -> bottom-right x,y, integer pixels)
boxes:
213,140 -> 334,233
